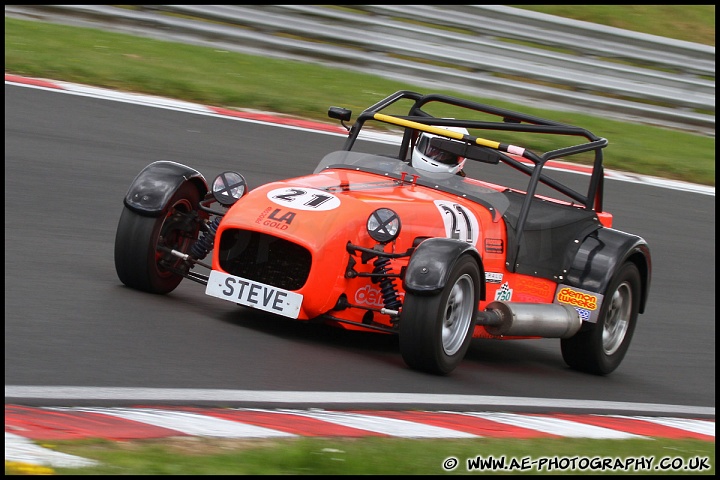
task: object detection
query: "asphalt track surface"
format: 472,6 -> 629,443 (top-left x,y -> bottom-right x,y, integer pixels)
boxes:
3,78 -> 715,465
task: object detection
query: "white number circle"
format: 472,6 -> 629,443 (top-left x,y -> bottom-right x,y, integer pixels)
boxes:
267,187 -> 341,211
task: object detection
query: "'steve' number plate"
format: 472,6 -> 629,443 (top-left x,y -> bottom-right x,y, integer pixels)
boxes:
205,270 -> 303,319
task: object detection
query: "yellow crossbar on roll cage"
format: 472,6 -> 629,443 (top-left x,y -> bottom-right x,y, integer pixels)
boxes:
373,113 -> 526,156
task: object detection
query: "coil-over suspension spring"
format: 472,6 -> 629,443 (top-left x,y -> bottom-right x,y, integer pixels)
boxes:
190,217 -> 221,260
372,257 -> 402,311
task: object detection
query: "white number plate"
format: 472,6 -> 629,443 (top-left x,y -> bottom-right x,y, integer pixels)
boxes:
205,270 -> 303,319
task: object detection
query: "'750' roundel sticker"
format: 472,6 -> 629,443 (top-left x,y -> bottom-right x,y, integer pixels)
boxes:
434,200 -> 480,245
267,187 -> 341,211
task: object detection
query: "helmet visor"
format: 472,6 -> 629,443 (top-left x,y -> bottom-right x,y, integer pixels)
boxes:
418,135 -> 459,165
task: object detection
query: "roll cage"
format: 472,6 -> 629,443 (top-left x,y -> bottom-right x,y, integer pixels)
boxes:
328,90 -> 609,278
332,90 -> 607,208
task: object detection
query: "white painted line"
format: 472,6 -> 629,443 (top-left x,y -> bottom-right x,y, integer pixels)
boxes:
5,386 -> 715,417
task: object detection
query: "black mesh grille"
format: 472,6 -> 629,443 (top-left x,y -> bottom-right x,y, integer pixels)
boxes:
217,229 -> 312,291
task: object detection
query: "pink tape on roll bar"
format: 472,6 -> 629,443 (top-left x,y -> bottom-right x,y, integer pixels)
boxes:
507,145 -> 525,156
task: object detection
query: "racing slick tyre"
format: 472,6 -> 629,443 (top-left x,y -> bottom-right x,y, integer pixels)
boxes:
561,262 -> 641,375
115,182 -> 202,294
399,255 -> 480,375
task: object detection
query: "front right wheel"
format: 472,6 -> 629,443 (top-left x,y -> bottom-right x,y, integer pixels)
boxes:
114,182 -> 203,294
561,262 -> 641,375
399,255 -> 480,375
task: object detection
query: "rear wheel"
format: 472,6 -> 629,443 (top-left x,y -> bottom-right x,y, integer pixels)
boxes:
399,255 -> 480,374
114,182 -> 202,294
561,262 -> 641,375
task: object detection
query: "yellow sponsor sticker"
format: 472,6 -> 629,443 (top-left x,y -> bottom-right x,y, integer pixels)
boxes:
556,287 -> 598,311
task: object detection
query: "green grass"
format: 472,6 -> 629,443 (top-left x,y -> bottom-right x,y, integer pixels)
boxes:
5,437 -> 715,475
512,5 -> 715,46
4,15 -> 715,186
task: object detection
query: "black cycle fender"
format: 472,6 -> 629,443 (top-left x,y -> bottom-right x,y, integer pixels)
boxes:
564,228 -> 652,314
403,238 -> 485,298
123,161 -> 208,216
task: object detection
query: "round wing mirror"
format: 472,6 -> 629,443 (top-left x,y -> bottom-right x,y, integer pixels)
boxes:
212,171 -> 248,206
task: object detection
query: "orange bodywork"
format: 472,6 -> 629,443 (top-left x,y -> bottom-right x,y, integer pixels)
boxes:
211,165 -> 565,338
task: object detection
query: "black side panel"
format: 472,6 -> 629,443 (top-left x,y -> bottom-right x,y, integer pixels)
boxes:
123,161 -> 208,215
503,190 -> 602,281
565,228 -> 652,313
403,237 -> 484,298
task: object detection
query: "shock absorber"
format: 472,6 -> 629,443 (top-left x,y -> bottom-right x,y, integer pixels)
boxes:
190,217 -> 221,260
373,257 -> 402,311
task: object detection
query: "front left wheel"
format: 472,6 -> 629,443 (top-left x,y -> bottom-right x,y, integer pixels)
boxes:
114,182 -> 203,294
399,255 -> 480,375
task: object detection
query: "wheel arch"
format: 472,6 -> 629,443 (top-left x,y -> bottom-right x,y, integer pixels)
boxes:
403,237 -> 485,299
565,228 -> 651,314
123,161 -> 208,216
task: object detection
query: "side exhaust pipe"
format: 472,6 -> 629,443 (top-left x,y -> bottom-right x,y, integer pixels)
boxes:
476,301 -> 582,338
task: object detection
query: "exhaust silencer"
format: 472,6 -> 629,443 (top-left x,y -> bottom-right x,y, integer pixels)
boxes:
477,301 -> 582,338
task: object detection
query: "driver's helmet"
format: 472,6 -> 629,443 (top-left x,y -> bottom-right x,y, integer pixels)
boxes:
411,126 -> 470,175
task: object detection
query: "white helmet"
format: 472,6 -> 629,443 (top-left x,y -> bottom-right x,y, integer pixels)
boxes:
411,126 -> 470,175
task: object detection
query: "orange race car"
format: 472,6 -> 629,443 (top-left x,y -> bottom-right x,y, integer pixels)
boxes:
114,91 -> 651,376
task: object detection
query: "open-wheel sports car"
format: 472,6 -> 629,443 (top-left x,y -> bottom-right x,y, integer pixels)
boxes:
114,91 -> 652,375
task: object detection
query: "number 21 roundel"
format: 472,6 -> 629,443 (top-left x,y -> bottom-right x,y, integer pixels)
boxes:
267,187 -> 341,211
434,200 -> 480,246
